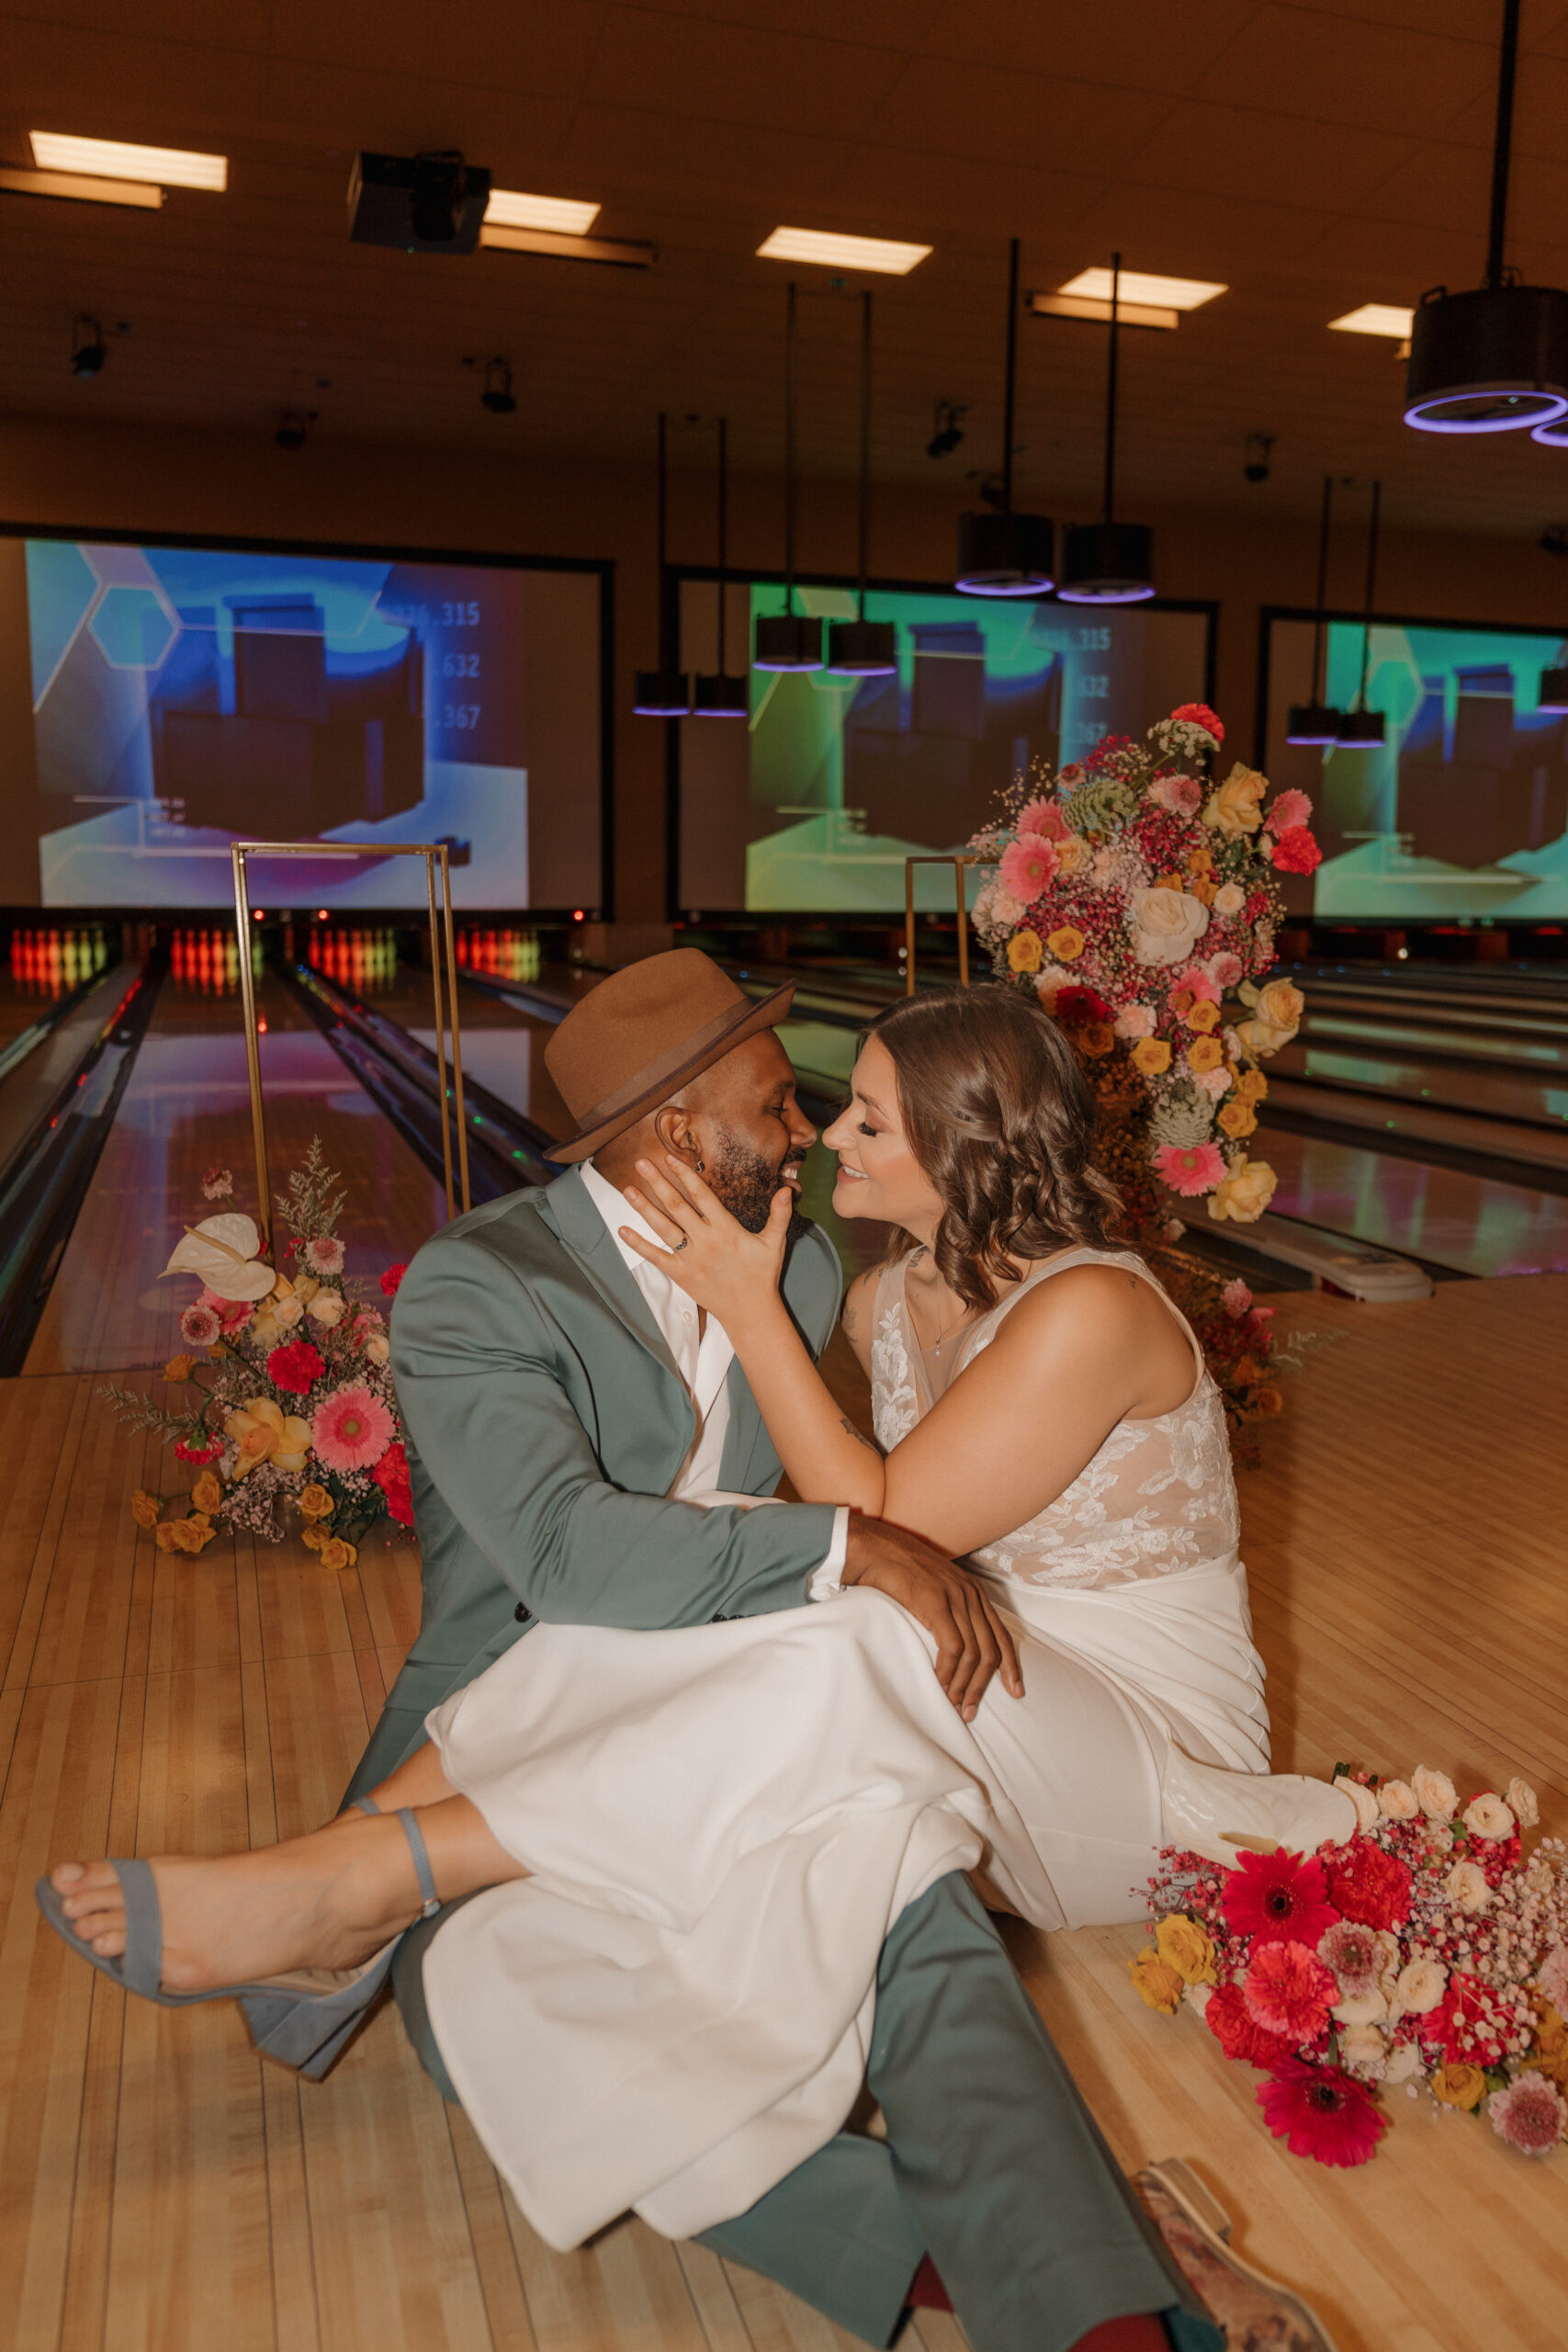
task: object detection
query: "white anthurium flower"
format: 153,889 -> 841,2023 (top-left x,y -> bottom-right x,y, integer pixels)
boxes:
162,1213 -> 276,1303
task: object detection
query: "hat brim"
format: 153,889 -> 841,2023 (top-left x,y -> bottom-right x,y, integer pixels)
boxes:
545,978 -> 798,1163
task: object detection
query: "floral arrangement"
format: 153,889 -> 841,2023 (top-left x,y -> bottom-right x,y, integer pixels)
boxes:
968,703 -> 1317,1235
1130,1764 -> 1568,2167
102,1141 -> 414,1564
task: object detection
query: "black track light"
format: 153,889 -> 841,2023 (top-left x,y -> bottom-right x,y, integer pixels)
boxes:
926,401 -> 965,460
1538,664 -> 1568,712
692,417 -> 749,716
955,241 -> 1054,594
479,356 -> 516,414
276,409 -> 312,451
71,313 -> 106,379
829,292 -> 897,677
755,284 -> 825,671
411,150 -> 469,243
1286,477 -> 1345,744
1058,254 -> 1156,603
634,413 -> 692,717
1336,481 -> 1385,748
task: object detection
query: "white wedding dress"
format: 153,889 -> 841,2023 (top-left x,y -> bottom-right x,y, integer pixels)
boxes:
420,1246 -> 1352,2252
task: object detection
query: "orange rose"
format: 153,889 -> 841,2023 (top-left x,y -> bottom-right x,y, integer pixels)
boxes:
1131,1037 -> 1172,1077
1153,873 -> 1183,893
1185,847 -> 1213,877
318,1535 -> 359,1572
1235,1355 -> 1263,1385
170,1516 -> 218,1555
190,1469 -> 223,1517
1217,1101 -> 1257,1138
1078,1022 -> 1114,1058
1127,1948 -> 1183,2015
1432,2063 -> 1486,2112
130,1488 -> 162,1531
1190,878 -> 1216,906
154,1521 -> 180,1553
1255,1385 -> 1284,1417
163,1355 -> 197,1383
298,1482 -> 335,1521
1236,1069 -> 1268,1102
300,1524 -> 326,1554
1045,926 -> 1085,962
1185,1001 -> 1221,1033
1007,930 -> 1044,974
1186,1036 -> 1224,1074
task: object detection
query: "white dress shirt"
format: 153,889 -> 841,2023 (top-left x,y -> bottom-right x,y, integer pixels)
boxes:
581,1159 -> 846,1595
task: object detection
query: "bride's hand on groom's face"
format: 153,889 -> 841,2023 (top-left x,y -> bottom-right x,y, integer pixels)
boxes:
620,1155 -> 790,1325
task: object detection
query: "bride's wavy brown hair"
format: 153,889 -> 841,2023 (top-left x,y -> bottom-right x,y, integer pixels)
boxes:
867,984 -> 1125,1312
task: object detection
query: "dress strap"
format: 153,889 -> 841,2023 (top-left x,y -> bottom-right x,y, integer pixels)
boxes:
986,1246 -> 1207,1388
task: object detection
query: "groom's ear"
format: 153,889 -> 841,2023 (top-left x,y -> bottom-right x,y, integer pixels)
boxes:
650,1101 -> 703,1167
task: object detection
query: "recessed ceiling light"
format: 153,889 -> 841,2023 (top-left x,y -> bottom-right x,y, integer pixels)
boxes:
0,165 -> 162,209
485,188 -> 600,235
29,131 -> 227,190
1057,266 -> 1224,311
1330,302 -> 1416,339
757,227 -> 931,276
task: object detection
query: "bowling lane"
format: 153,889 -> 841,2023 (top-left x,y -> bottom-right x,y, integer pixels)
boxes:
25,967 -> 449,1377
1256,1121 -> 1568,1279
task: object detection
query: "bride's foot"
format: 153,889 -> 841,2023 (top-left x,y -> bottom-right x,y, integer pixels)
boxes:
48,1814 -> 428,1991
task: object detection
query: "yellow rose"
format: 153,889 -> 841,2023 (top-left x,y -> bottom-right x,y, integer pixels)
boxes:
190,1469 -> 223,1517
1078,1022 -> 1115,1058
318,1535 -> 359,1572
1235,1069 -> 1268,1102
154,1520 -> 181,1553
1186,1035 -> 1224,1074
299,1482 -> 335,1521
1204,763 -> 1269,838
1190,878 -> 1216,906
1131,1036 -> 1172,1077
170,1516 -> 218,1555
274,1416 -> 313,1476
1007,930 -> 1044,974
163,1354 -> 197,1383
1431,2063 -> 1487,2112
300,1523 -> 326,1554
1256,979 -> 1305,1032
1217,1101 -> 1258,1138
1153,872 -> 1183,892
1046,926 -> 1085,962
1155,1913 -> 1217,1987
130,1488 -> 162,1531
1127,1947 -> 1184,2016
1185,1000 -> 1221,1033
1207,1155 -> 1278,1225
1184,846 -> 1213,877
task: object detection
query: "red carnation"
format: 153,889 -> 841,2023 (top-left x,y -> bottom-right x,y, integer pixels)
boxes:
372,1441 -> 414,1528
1243,1940 -> 1337,2044
175,1437 -> 223,1465
1221,1848 -> 1340,1949
1321,1839 -> 1413,1932
1054,983 -> 1112,1026
1169,702 -> 1224,742
1205,1980 -> 1296,2071
380,1263 -> 408,1298
267,1339 -> 327,1396
1270,825 -> 1322,876
1257,2060 -> 1386,2168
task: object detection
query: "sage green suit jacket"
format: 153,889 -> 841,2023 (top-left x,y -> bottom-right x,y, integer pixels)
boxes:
347,1165 -> 843,1796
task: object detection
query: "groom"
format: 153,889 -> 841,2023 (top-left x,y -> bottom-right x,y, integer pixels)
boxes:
346,949 -> 1220,2352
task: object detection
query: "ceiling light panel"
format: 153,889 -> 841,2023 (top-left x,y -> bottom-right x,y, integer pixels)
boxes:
485,188 -> 600,235
757,227 -> 931,276
1057,267 -> 1224,311
1330,303 -> 1416,338
30,132 -> 227,190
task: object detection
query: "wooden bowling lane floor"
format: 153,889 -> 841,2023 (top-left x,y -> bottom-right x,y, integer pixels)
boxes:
1258,1120 -> 1568,1279
3,1275 -> 1565,2352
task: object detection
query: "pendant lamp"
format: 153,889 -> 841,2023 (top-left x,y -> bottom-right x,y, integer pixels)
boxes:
1058,255 -> 1156,603
1537,656 -> 1568,714
754,284 -> 823,671
829,293 -> 898,676
693,418 -> 749,715
1336,481 -> 1386,749
954,239 -> 1055,595
1405,0 -> 1568,434
633,412 -> 693,716
1286,477 -> 1345,744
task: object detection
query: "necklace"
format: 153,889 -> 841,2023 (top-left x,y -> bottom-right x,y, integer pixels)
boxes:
910,1247 -> 972,1354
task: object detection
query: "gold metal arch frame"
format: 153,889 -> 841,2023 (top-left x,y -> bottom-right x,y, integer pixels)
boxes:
231,842 -> 470,1249
903,854 -> 983,995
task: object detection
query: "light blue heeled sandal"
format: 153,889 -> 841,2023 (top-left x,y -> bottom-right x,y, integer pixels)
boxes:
35,1793 -> 442,2082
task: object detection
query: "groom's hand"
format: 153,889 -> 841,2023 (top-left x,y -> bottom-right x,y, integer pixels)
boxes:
840,1516 -> 1023,1721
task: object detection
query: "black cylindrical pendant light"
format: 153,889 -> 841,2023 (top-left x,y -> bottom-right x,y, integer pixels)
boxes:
754,283 -> 824,672
954,238 -> 1055,595
829,292 -> 897,676
1337,480 -> 1386,749
1537,656 -> 1568,713
693,418 -> 749,716
633,412 -> 693,716
1059,254 -> 1156,603
1405,0 -> 1568,435
1286,476 -> 1345,744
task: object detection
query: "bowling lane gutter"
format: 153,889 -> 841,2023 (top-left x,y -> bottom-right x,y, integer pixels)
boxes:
0,959 -> 163,1376
275,959 -> 559,1199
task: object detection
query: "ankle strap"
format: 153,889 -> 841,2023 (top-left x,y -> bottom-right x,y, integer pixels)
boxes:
397,1808 -> 441,1920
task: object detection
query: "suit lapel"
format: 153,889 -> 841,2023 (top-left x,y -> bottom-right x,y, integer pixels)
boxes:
540,1165 -> 683,1382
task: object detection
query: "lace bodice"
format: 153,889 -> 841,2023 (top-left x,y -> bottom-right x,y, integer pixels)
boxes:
869,1247 -> 1239,1593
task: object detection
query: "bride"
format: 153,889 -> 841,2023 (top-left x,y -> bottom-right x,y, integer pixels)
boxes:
40,983 -> 1350,2247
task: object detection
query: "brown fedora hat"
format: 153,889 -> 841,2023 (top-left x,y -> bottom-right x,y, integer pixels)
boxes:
544,948 -> 795,1164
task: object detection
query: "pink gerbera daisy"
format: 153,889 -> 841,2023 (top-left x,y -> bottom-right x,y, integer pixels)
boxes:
1258,2060 -> 1386,2167
304,1236 -> 345,1276
998,833 -> 1059,904
1153,1142 -> 1226,1197
1016,797 -> 1070,841
1269,788 -> 1313,833
1243,1940 -> 1337,2043
1222,1848 -> 1341,1949
311,1384 -> 395,1473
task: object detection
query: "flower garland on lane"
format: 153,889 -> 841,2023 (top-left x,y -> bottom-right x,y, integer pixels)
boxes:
1129,1764 -> 1568,2167
103,1140 -> 414,1563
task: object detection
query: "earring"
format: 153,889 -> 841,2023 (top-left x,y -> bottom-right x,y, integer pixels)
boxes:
691,1151 -> 705,1175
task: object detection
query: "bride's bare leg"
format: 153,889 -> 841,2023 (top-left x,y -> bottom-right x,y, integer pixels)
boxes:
48,1792 -> 525,1993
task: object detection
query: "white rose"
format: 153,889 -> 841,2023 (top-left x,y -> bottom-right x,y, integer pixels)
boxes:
1384,2040 -> 1425,2085
1182,1982 -> 1213,2016
272,1295 -> 304,1330
364,1331 -> 390,1364
1378,1780 -> 1419,1821
1462,1792 -> 1516,1842
1113,1002 -> 1156,1039
1334,1774 -> 1381,1833
1445,1859 -> 1492,1914
1393,1958 -> 1447,2016
1196,1066 -> 1232,1101
1333,1984 -> 1389,2026
989,888 -> 1025,930
1339,2024 -> 1388,2079
1412,1766 -> 1457,1821
1032,964 -> 1074,1011
306,1291 -> 346,1329
1213,881 -> 1246,917
1129,886 -> 1211,968
1506,1777 -> 1540,1830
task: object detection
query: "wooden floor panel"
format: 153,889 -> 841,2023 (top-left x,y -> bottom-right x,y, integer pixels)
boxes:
1,1275 -> 1565,2350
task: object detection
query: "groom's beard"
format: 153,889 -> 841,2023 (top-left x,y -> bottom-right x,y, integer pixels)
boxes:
709,1132 -> 809,1245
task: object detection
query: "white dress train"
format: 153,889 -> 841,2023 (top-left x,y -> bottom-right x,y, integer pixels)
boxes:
420,1246 -> 1352,2251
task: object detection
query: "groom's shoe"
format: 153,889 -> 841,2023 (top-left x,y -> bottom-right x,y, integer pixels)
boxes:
1135,2164 -> 1340,2351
